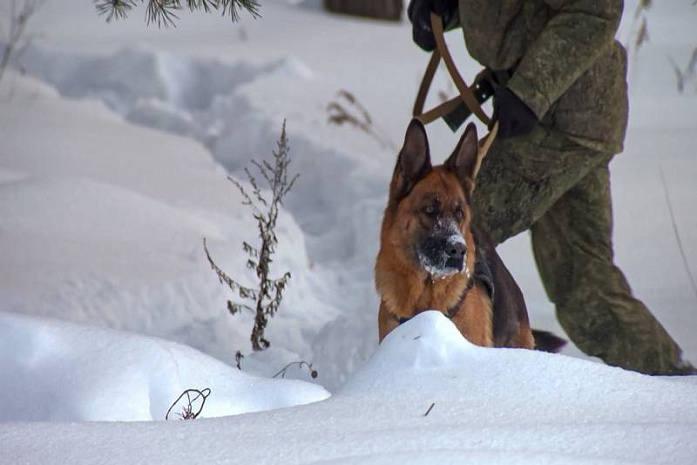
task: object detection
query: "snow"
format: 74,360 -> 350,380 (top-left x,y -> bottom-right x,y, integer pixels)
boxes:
0,311 -> 329,422
2,312 -> 695,464
1,0 -> 696,463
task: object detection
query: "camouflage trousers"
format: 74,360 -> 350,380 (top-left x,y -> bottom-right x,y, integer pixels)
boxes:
471,125 -> 693,375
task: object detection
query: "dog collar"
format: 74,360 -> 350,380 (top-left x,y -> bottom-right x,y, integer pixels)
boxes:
396,274 -> 474,325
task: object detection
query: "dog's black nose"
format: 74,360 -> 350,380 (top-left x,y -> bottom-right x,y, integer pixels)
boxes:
447,242 -> 466,260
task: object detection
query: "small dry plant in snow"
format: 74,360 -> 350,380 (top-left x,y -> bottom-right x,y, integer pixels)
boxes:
165,388 -> 211,420
327,90 -> 396,150
204,120 -> 298,352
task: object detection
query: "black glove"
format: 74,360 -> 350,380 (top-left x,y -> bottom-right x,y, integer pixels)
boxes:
407,0 -> 459,52
491,87 -> 539,139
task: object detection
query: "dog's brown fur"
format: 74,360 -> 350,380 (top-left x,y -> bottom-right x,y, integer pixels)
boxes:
375,120 -> 535,349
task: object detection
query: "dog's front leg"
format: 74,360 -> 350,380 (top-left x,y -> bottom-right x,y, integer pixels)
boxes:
378,301 -> 400,343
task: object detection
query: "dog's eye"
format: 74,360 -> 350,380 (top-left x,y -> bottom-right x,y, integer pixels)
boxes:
454,209 -> 464,221
424,204 -> 437,216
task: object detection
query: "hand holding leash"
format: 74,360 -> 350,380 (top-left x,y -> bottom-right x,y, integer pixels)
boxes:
491,88 -> 539,139
407,0 -> 459,51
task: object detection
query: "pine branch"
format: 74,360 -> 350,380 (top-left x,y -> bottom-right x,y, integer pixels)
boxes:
146,0 -> 180,27
93,0 -> 261,27
94,0 -> 136,22
219,0 -> 260,22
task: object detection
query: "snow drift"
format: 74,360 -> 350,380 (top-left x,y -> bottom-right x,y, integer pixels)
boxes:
0,311 -> 329,422
1,311 -> 695,464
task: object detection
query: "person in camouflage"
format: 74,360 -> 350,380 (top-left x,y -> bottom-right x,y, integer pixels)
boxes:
408,0 -> 695,374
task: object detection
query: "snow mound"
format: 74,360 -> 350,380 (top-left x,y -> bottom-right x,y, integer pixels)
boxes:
342,312 -> 697,427
5,310 -> 693,464
0,312 -> 329,422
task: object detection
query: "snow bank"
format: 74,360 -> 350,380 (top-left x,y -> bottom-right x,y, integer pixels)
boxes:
2,311 -> 695,464
345,312 -> 697,424
0,311 -> 329,422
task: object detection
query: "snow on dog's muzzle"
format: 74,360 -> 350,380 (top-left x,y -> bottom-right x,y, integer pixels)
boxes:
417,219 -> 467,279
444,235 -> 466,271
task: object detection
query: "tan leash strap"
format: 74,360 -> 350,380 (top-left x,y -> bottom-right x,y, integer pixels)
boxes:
413,50 -> 440,118
473,121 -> 497,174
413,13 -> 491,127
479,121 -> 499,156
415,95 -> 463,125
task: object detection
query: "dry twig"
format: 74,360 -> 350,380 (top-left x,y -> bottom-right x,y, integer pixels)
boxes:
327,90 -> 396,150
272,361 -> 318,379
165,388 -> 211,420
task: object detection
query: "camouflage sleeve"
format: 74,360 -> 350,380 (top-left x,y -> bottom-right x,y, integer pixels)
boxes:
507,0 -> 624,120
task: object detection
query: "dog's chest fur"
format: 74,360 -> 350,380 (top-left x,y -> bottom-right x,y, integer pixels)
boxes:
376,229 -> 494,347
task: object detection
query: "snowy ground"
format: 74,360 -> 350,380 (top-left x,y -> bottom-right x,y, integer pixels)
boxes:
1,0 -> 696,463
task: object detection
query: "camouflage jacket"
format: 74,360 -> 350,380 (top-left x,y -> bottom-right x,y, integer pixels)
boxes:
457,0 -> 628,154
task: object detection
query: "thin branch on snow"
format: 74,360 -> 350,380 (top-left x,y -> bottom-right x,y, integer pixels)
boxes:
165,388 -> 211,420
272,361 -> 318,379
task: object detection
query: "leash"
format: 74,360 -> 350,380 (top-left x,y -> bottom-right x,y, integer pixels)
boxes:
412,13 -> 499,176
413,13 -> 493,130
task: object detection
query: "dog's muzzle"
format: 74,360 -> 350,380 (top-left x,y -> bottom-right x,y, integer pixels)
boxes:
445,238 -> 466,270
417,221 -> 468,278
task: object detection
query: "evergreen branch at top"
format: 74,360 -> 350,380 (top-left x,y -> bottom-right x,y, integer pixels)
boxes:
93,0 -> 260,27
94,0 -> 136,22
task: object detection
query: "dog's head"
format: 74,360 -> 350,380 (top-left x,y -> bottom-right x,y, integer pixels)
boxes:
382,119 -> 491,279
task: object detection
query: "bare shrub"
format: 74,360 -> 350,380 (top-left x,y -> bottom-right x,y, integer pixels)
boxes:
204,120 -> 298,352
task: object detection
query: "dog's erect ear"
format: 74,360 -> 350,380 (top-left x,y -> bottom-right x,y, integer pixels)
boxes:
391,119 -> 432,200
444,123 -> 480,195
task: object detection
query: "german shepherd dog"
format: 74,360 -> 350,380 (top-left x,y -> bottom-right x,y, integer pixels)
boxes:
375,119 -> 562,350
